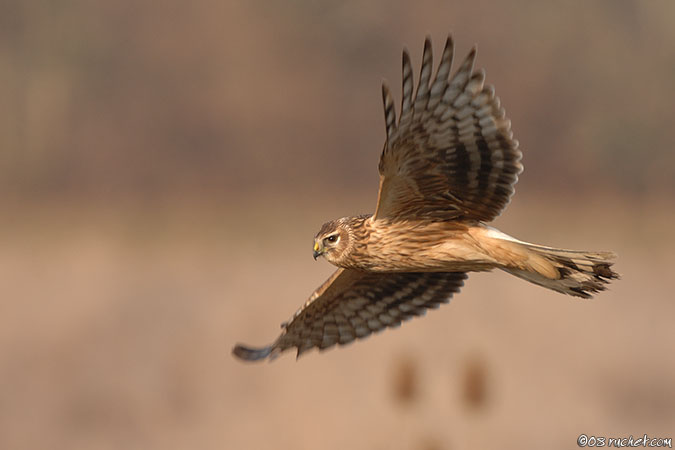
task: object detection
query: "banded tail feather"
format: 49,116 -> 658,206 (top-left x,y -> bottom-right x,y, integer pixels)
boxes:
503,244 -> 618,299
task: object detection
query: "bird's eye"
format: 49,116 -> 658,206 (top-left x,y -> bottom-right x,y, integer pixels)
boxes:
324,234 -> 338,244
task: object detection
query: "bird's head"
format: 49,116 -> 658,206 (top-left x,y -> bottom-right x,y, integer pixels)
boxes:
313,218 -> 351,264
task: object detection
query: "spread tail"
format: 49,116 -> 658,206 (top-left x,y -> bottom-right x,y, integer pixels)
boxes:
503,242 -> 619,298
483,228 -> 619,298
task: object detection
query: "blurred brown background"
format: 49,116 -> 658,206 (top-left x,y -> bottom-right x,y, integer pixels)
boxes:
1,1 -> 674,449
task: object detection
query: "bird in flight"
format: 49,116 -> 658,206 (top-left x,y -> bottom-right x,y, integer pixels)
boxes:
232,35 -> 618,362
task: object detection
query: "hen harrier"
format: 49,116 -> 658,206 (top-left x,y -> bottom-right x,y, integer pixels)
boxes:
232,35 -> 618,362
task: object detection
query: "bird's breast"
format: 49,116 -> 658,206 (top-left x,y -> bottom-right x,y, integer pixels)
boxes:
342,220 -> 494,272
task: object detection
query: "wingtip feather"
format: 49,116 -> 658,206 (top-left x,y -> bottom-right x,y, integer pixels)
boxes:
232,343 -> 273,362
382,81 -> 397,139
424,34 -> 432,49
444,34 -> 454,49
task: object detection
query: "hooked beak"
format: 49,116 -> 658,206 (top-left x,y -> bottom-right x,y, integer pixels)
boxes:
313,241 -> 323,260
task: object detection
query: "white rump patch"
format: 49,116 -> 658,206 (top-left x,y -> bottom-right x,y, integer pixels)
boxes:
485,227 -> 525,244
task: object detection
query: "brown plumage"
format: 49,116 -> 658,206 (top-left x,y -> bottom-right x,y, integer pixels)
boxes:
232,35 -> 618,362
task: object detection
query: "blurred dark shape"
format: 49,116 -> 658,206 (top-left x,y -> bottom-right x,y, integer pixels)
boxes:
460,354 -> 489,411
417,435 -> 445,450
391,355 -> 419,406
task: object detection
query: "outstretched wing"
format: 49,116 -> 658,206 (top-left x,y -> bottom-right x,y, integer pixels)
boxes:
232,269 -> 467,361
374,35 -> 523,223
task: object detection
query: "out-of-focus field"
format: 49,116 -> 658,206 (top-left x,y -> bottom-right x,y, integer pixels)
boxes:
2,0 -> 675,449
1,195 -> 674,450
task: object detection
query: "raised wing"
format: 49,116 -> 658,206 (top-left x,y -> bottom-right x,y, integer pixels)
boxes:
374,35 -> 523,223
232,269 -> 467,361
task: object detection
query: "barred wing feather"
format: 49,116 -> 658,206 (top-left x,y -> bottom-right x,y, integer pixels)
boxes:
232,269 -> 466,361
375,35 -> 523,223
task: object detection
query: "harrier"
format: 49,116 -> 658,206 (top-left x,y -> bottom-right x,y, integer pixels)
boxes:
233,35 -> 618,362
